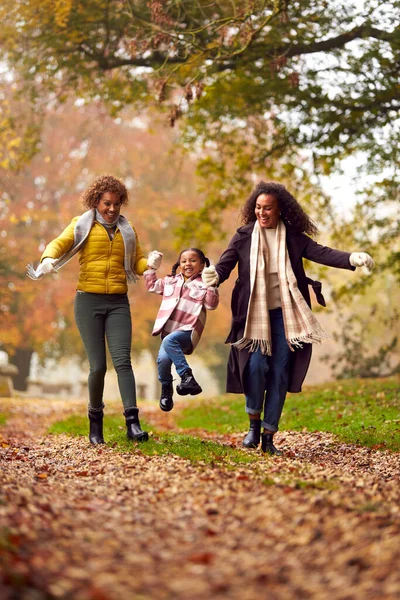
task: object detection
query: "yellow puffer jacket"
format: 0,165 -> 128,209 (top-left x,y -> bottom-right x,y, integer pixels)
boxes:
41,216 -> 148,294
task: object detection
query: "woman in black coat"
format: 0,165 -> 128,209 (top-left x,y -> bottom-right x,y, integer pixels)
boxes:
202,181 -> 374,455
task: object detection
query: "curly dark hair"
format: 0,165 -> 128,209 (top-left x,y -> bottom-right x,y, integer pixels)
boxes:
80,174 -> 130,209
169,248 -> 210,276
241,181 -> 319,236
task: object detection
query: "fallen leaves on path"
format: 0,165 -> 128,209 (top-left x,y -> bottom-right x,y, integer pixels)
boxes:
0,396 -> 399,600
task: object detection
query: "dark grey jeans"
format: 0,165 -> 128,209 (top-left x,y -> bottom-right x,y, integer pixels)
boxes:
74,291 -> 136,410
243,308 -> 291,432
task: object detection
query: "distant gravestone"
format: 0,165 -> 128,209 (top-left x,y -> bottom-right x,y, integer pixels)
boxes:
0,362 -> 19,397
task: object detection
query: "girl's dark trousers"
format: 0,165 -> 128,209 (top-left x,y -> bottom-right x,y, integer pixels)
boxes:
74,291 -> 136,410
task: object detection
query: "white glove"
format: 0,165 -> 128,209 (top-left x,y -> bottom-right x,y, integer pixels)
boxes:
202,265 -> 219,288
147,251 -> 163,270
39,257 -> 57,275
349,252 -> 374,270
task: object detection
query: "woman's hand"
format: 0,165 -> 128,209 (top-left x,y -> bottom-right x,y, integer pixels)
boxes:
39,257 -> 57,275
349,252 -> 375,270
147,251 -> 163,270
202,265 -> 219,287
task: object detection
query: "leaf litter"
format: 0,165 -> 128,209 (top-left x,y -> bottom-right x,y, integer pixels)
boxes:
0,396 -> 399,600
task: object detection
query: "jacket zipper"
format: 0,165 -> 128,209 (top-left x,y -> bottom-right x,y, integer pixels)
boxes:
105,234 -> 114,294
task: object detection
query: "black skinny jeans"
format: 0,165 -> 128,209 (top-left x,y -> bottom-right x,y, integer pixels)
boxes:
74,291 -> 136,410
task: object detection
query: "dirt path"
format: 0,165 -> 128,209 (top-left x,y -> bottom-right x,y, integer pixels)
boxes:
1,396 -> 399,600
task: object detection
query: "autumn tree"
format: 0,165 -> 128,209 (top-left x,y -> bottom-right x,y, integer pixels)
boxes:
1,1 -> 398,192
1,0 -> 398,380
1,0 -> 398,280
0,99 -> 236,390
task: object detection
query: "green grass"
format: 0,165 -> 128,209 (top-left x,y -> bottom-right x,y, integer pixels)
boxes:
294,479 -> 337,491
48,377 -> 400,456
0,413 -> 7,426
49,414 -> 260,466
282,377 -> 400,450
176,395 -> 247,433
176,376 -> 400,451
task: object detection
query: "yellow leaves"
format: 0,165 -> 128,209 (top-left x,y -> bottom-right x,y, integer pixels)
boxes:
176,51 -> 206,80
0,158 -> 11,169
54,0 -> 73,28
0,97 -> 38,172
1,0 -> 73,32
0,116 -> 21,167
7,137 -> 21,149
0,323 -> 24,350
67,30 -> 86,44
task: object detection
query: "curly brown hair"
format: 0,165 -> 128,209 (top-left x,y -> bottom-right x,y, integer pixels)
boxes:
80,175 -> 130,209
241,181 -> 319,236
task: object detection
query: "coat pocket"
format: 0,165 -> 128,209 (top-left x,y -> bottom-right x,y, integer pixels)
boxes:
163,284 -> 174,297
188,286 -> 207,302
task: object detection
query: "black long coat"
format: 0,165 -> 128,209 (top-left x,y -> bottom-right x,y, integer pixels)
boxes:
215,223 -> 355,394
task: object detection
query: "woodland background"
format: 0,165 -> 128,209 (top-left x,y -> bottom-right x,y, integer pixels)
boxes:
0,0 -> 399,394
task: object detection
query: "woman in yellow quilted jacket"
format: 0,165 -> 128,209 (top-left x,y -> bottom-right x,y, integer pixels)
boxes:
27,174 -> 162,445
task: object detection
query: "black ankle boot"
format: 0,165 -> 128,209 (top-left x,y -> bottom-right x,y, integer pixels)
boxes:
160,381 -> 174,412
123,407 -> 149,442
176,369 -> 202,396
242,418 -> 261,448
88,408 -> 105,445
261,433 -> 282,456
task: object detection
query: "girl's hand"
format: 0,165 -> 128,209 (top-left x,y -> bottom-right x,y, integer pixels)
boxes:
202,265 -> 219,287
147,251 -> 163,270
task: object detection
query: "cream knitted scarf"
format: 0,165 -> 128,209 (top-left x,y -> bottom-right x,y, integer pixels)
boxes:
232,220 -> 328,355
27,208 -> 139,283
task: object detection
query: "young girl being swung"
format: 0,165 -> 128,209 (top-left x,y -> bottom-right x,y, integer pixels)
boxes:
144,248 -> 219,412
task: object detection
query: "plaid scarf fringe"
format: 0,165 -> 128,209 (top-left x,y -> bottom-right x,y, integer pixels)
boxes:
232,337 -> 272,355
286,329 -> 329,352
232,220 -> 328,355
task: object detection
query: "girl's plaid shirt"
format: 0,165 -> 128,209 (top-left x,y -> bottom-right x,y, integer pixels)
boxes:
143,270 -> 219,352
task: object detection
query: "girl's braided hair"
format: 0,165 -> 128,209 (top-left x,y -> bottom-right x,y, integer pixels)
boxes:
80,174 -> 129,208
170,248 -> 210,276
241,181 -> 319,236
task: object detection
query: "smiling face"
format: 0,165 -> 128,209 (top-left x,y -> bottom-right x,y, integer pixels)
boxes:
254,193 -> 280,229
179,250 -> 204,280
96,191 -> 122,224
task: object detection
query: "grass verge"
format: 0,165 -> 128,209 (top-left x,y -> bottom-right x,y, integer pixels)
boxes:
176,376 -> 400,451
49,415 -> 260,466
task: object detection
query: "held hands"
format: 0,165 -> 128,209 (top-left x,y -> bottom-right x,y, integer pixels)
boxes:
349,252 -> 375,271
201,265 -> 219,288
147,250 -> 163,270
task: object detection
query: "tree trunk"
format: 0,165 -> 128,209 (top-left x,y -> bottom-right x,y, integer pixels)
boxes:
9,348 -> 34,391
